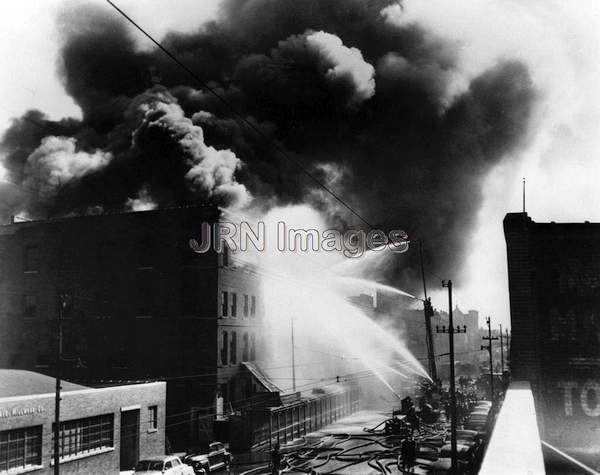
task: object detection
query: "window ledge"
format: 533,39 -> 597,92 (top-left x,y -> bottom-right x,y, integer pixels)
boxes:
147,428 -> 158,433
50,446 -> 114,465
23,271 -> 38,274
0,463 -> 43,475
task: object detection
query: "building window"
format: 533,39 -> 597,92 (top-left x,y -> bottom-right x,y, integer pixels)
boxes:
95,292 -> 111,319
250,334 -> 256,361
221,291 -> 228,317
112,334 -> 129,369
242,332 -> 249,361
23,295 -> 37,318
243,295 -> 249,317
148,406 -> 158,431
136,287 -> 153,318
24,245 -> 39,272
250,296 -> 256,317
220,331 -> 228,366
136,238 -> 154,269
181,267 -> 198,316
0,425 -> 42,471
35,353 -> 52,368
53,414 -> 114,459
58,244 -> 73,271
222,244 -> 229,267
230,331 -> 237,365
231,293 -> 237,317
97,241 -> 115,271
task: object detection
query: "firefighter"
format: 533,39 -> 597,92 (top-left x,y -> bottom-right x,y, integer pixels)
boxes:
399,437 -> 417,472
271,443 -> 282,474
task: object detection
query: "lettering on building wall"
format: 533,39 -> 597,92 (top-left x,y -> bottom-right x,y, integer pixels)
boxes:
557,381 -> 600,417
0,406 -> 44,418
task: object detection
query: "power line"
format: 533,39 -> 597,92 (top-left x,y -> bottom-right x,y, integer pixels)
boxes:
104,0 -> 372,228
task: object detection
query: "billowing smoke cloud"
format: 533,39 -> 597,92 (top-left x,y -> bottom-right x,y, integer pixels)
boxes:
0,0 -> 537,291
305,31 -> 376,106
24,136 -> 112,194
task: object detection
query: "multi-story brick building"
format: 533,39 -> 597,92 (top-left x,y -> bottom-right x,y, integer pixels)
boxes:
504,212 -> 600,468
0,205 -> 263,449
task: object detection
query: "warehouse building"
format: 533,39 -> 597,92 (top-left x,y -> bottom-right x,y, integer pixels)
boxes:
0,370 -> 165,474
0,205 -> 262,449
504,212 -> 600,470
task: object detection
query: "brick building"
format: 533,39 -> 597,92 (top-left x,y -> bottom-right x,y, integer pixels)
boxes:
0,370 -> 165,473
0,205 -> 262,450
504,212 -> 600,466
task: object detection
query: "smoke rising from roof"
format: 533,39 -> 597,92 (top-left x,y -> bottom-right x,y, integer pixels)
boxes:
0,0 -> 536,291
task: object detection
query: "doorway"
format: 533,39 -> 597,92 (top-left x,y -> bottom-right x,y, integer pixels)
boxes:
120,408 -> 140,470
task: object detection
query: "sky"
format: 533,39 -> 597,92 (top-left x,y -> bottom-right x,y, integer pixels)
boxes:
1,0 -> 600,328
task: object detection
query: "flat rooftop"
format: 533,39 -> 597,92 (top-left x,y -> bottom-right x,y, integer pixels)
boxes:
0,369 -> 87,398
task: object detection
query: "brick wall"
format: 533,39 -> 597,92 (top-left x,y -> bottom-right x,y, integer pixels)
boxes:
504,213 -> 600,452
0,382 -> 166,474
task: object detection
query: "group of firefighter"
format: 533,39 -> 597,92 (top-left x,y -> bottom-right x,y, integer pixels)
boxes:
267,378 -> 486,474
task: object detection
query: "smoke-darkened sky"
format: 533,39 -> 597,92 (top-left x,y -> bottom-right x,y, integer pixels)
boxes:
2,0 -> 600,327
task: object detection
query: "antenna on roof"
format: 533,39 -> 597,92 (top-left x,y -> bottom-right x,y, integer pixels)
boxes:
522,177 -> 526,213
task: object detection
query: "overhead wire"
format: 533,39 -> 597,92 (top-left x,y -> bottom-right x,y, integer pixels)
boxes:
104,0 -> 372,229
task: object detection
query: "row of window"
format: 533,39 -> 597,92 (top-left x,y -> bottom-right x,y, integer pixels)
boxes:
220,331 -> 256,366
0,408 -> 158,472
20,238 -> 223,274
18,290 -> 210,319
221,292 -> 256,318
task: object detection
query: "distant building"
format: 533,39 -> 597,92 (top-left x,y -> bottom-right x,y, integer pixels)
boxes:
433,307 -> 481,368
359,289 -> 483,380
504,212 -> 600,468
0,370 -> 165,473
0,205 -> 262,449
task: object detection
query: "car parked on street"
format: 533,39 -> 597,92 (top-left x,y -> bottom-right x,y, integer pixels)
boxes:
183,442 -> 232,473
134,455 -> 195,475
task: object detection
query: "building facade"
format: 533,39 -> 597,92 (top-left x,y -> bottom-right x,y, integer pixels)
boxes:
0,370 -> 165,474
0,205 -> 262,450
504,212 -> 600,466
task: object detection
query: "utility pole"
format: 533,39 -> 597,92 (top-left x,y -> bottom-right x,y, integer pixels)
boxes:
291,317 -> 296,392
481,317 -> 498,406
436,280 -> 467,474
419,240 -> 437,383
54,294 -> 66,475
499,324 -> 505,373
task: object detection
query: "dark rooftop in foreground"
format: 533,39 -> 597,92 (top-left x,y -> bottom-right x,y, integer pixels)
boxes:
0,369 -> 88,398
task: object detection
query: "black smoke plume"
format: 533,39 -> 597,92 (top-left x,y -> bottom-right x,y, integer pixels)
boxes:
0,0 -> 536,291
